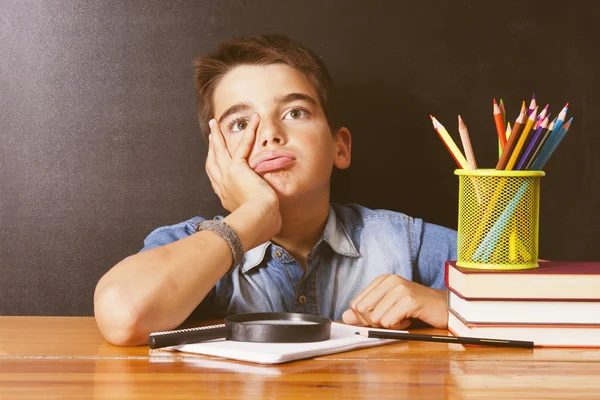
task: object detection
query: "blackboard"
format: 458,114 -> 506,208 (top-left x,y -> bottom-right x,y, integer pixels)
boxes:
2,1 -> 599,315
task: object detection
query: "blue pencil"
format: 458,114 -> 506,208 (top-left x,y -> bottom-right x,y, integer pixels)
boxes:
532,117 -> 573,170
472,181 -> 531,262
531,104 -> 568,169
551,104 -> 569,139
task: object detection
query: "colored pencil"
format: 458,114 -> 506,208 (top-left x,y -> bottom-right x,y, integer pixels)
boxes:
527,93 -> 537,116
524,117 -> 556,170
473,180 -> 531,261
533,118 -> 573,170
516,115 -> 550,170
496,108 -> 525,169
499,99 -> 507,129
430,115 -> 469,169
530,104 -> 569,169
554,103 -> 569,139
533,104 -> 549,130
494,99 -> 507,151
505,106 -> 538,170
356,330 -> 534,349
458,115 -> 477,169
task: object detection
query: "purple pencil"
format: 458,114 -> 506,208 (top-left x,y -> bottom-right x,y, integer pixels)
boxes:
527,93 -> 537,116
516,115 -> 550,170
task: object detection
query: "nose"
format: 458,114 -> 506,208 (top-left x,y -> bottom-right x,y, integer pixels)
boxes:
256,115 -> 286,148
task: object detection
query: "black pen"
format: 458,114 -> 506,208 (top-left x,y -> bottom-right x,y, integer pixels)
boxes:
149,324 -> 229,349
356,330 -> 534,349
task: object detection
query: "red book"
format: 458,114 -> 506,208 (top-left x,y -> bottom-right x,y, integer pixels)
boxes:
445,261 -> 600,300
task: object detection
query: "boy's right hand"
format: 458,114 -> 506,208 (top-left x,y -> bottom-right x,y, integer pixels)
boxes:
205,113 -> 281,250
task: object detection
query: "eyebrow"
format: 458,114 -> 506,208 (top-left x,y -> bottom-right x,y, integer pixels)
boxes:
274,92 -> 318,107
216,92 -> 318,124
217,102 -> 251,125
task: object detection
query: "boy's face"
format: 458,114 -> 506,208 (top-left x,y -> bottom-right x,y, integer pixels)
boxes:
212,64 -> 351,199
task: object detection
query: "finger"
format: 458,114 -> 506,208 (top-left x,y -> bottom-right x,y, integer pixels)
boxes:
232,113 -> 260,161
348,275 -> 390,327
350,275 -> 387,327
379,295 -> 420,329
206,137 -> 222,182
205,140 -> 223,196
205,164 -> 222,198
354,275 -> 402,317
388,319 -> 412,331
369,290 -> 401,326
209,119 -> 232,166
349,274 -> 388,311
342,309 -> 362,325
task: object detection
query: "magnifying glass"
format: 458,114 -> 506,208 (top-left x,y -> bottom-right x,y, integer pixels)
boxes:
148,312 -> 331,349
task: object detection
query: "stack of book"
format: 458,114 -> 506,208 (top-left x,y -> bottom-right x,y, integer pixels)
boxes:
445,260 -> 600,347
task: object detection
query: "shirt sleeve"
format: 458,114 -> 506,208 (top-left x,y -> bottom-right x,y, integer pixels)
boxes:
414,222 -> 457,289
138,216 -> 206,252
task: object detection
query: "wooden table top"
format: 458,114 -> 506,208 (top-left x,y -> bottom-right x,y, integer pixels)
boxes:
1,316 -> 600,399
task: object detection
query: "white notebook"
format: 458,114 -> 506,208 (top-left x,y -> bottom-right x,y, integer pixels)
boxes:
154,323 -> 403,364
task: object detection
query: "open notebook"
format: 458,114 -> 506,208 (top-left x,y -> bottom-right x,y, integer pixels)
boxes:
153,322 -> 403,364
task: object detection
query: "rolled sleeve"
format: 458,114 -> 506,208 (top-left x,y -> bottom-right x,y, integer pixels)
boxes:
139,216 -> 205,252
414,222 -> 457,289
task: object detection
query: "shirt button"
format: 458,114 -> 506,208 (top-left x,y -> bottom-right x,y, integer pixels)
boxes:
274,250 -> 282,258
298,294 -> 307,305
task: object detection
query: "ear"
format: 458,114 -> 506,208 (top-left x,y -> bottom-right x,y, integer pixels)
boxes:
333,126 -> 351,170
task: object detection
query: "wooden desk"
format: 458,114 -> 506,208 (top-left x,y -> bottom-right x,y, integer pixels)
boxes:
1,317 -> 600,399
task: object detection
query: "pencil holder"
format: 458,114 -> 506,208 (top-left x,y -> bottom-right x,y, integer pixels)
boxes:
455,169 -> 545,270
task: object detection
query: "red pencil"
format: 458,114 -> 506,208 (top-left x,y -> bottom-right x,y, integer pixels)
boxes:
534,104 -> 549,130
496,107 -> 526,170
493,99 -> 507,151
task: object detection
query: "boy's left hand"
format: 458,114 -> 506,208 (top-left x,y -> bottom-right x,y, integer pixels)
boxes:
342,274 -> 448,330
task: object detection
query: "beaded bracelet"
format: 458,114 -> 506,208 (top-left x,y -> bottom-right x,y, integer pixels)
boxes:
194,220 -> 244,268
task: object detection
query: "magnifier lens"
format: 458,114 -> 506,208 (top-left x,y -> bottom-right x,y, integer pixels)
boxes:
242,320 -> 319,325
229,313 -> 331,342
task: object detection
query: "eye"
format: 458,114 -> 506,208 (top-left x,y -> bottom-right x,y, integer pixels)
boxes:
284,107 -> 309,120
228,118 -> 249,133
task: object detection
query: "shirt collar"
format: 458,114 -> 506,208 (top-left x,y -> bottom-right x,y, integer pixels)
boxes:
240,205 -> 360,274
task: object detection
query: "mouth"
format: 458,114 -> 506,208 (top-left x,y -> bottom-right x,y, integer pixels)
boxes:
254,156 -> 296,174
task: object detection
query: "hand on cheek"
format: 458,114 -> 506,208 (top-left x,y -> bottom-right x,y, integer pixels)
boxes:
341,274 -> 449,330
205,113 -> 277,212
204,114 -> 282,250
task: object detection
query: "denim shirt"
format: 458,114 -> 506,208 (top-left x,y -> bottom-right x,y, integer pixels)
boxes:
139,203 -> 457,321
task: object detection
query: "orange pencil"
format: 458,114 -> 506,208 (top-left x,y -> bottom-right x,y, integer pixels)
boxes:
493,99 -> 507,151
496,108 -> 525,169
519,100 -> 526,120
505,106 -> 538,170
430,115 -> 469,169
458,115 -> 477,169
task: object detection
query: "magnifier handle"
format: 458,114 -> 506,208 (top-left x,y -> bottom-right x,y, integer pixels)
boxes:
148,324 -> 229,349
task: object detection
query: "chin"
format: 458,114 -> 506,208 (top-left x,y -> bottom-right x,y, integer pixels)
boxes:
263,171 -> 328,203
262,172 -> 297,197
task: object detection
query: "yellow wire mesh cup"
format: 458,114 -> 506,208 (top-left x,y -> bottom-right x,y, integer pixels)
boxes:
455,169 -> 545,270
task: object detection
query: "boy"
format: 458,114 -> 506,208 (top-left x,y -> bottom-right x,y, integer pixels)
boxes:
94,34 -> 457,346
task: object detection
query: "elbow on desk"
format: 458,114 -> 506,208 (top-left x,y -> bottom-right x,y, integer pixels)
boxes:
94,282 -> 148,347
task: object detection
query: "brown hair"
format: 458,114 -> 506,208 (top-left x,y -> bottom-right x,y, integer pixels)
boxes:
193,34 -> 338,140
